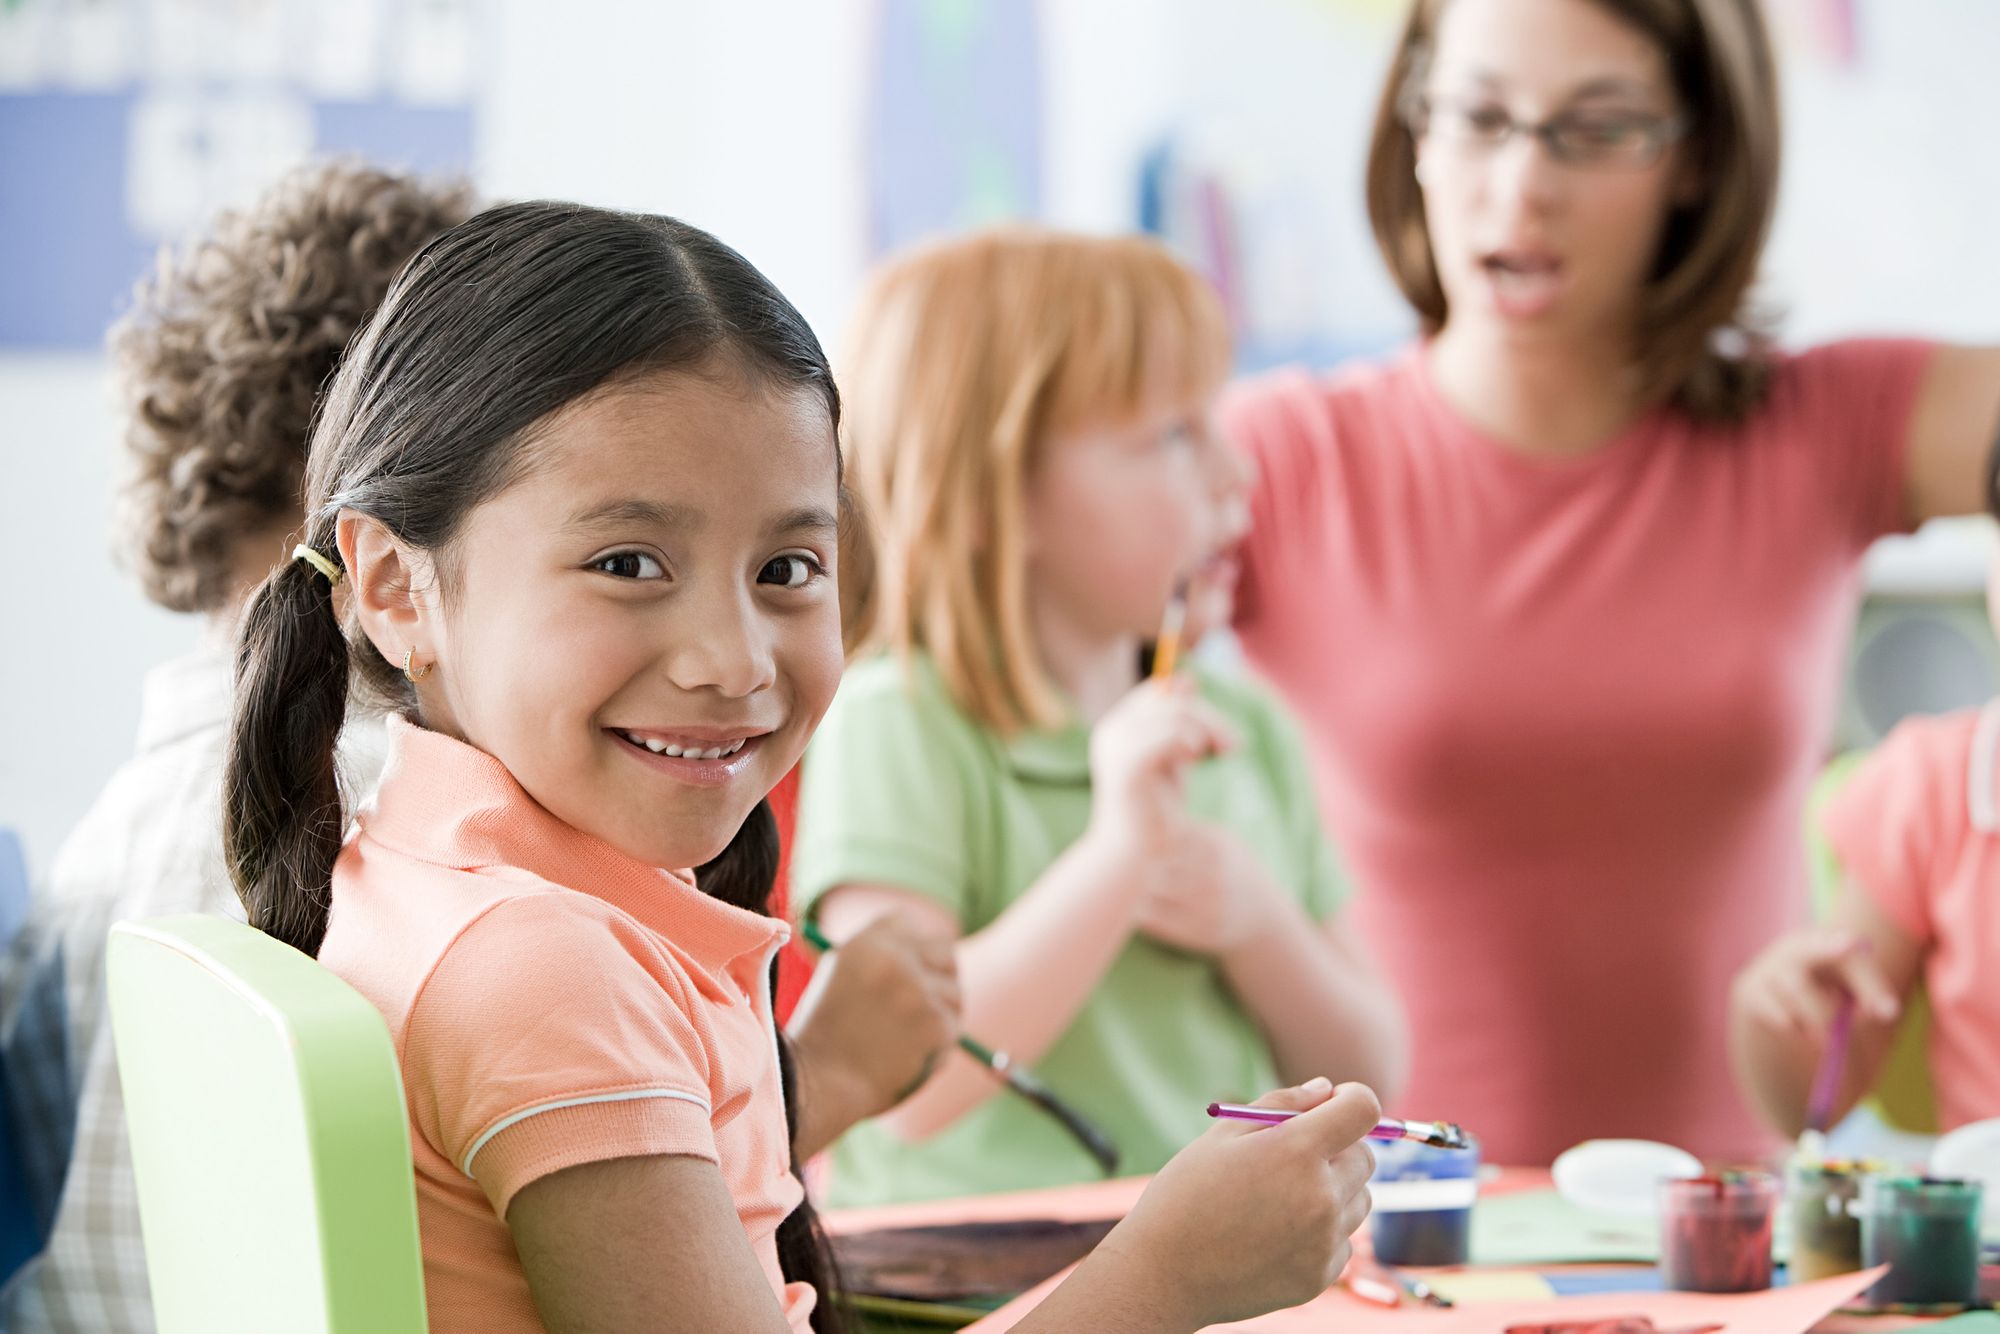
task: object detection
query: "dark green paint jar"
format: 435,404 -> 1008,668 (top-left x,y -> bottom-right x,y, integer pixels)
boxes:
1858,1175 -> 1983,1305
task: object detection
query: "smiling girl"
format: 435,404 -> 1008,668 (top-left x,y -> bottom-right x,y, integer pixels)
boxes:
220,202 -> 1380,1334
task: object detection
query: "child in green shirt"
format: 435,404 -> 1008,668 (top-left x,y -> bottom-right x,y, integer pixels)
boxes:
794,228 -> 1408,1206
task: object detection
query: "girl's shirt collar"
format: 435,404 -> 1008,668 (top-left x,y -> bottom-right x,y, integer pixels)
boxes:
359,715 -> 785,964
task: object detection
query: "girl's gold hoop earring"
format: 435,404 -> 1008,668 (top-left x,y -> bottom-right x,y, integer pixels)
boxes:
403,648 -> 434,683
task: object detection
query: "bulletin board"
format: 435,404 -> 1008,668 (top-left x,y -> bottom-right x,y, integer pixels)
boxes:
866,0 -> 1042,258
0,0 -> 478,350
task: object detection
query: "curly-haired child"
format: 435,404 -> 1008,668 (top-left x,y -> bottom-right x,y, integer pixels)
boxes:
0,159 -> 472,1331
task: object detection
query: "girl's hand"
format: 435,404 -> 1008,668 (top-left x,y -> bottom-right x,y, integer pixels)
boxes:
1133,822 -> 1288,956
1728,891 -> 1920,1139
1086,677 -> 1238,850
1103,1078 -> 1380,1329
787,913 -> 961,1149
1731,924 -> 1901,1044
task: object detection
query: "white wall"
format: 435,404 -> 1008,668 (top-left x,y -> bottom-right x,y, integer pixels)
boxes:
4,0 -> 1999,880
1769,2 -> 2000,343
478,0 -> 872,344
0,357 -> 202,879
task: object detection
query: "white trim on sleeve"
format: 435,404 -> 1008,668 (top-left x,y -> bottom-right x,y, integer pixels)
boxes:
460,1088 -> 714,1175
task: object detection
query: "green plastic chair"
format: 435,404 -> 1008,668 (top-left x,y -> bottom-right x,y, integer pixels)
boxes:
107,915 -> 426,1333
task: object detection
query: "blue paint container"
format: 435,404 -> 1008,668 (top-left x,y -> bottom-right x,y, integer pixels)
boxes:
1369,1134 -> 1480,1266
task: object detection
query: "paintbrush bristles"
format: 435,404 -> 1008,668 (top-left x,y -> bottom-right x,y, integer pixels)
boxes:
1415,1122 -> 1470,1150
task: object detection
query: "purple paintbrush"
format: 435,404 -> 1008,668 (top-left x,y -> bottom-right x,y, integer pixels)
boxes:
1801,990 -> 1857,1158
1207,1103 -> 1470,1149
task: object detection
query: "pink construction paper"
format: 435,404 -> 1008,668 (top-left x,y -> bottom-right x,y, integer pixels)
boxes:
967,1265 -> 1887,1333
821,1175 -> 1147,1235
823,1168 -> 1558,1240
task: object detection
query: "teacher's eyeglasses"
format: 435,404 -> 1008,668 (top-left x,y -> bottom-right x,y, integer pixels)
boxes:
1409,94 -> 1688,171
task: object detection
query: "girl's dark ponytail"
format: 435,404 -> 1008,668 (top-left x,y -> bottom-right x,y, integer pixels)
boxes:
694,798 -> 779,914
222,531 -> 350,956
697,806 -> 848,1332
775,1033 -> 848,1334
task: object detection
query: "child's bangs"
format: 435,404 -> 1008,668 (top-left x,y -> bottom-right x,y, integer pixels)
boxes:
1040,241 -> 1233,437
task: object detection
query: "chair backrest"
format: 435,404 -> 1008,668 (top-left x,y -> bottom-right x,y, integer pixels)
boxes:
107,914 -> 426,1333
0,826 -> 42,1286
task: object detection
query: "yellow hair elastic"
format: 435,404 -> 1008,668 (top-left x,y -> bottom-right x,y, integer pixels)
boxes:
292,544 -> 343,586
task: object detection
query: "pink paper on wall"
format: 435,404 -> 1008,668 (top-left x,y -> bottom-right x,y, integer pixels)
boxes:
1769,0 -> 1860,68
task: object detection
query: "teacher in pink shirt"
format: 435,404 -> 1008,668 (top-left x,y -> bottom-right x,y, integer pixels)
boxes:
1219,0 -> 2000,1165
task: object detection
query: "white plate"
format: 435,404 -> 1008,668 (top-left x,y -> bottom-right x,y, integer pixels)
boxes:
1552,1138 -> 1704,1218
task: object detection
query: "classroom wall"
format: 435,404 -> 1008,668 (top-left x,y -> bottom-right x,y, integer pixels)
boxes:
3,0 -> 1998,880
0,356 -> 196,881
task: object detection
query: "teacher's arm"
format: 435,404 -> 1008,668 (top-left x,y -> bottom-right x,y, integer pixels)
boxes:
1904,345 -> 2000,522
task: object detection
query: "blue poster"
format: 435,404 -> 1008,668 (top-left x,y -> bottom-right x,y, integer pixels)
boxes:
867,0 -> 1043,258
0,0 -> 478,350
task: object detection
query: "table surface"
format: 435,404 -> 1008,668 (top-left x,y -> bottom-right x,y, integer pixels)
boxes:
822,1169 -> 1988,1333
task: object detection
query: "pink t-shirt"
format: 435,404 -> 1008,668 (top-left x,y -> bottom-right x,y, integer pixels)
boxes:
1823,706 -> 2000,1133
317,719 -> 814,1332
1219,339 -> 1934,1164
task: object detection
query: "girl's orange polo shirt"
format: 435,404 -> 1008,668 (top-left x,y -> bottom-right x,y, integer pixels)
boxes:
317,718 -> 813,1331
1823,705 -> 2000,1133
